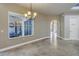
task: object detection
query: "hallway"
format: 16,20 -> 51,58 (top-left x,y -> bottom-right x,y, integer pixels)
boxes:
0,38 -> 79,56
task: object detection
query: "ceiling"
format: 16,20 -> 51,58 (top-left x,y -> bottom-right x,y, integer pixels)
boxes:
18,3 -> 76,16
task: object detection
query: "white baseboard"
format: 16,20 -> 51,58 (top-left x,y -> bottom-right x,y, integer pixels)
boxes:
57,36 -> 65,40
57,36 -> 71,40
0,36 -> 49,52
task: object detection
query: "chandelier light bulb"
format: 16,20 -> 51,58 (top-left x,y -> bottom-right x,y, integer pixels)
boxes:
24,14 -> 28,17
33,12 -> 37,17
27,11 -> 31,15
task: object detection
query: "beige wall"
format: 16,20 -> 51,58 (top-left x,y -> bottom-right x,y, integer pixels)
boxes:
0,3 -> 58,49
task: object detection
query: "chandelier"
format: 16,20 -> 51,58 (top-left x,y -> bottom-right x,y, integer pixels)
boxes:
24,3 -> 37,19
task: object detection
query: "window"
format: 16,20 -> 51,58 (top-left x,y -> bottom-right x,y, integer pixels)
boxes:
24,19 -> 32,35
8,12 -> 34,39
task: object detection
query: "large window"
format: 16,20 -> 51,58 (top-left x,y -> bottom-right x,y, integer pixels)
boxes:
8,12 -> 34,39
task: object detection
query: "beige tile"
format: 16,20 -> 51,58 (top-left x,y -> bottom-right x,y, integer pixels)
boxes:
0,39 -> 79,56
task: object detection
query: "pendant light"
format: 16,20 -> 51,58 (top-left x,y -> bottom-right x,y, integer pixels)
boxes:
24,3 -> 37,19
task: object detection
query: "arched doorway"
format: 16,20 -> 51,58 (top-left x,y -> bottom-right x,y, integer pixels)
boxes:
50,20 -> 57,47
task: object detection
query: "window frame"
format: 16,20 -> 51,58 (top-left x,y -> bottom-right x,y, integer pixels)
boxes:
8,11 -> 34,39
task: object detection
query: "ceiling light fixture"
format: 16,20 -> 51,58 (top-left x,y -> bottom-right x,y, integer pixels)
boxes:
24,3 -> 37,19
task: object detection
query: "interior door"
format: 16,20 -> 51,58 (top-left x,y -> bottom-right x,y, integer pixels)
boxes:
70,16 -> 78,40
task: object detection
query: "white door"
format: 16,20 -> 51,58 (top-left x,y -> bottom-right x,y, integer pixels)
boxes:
70,16 -> 78,40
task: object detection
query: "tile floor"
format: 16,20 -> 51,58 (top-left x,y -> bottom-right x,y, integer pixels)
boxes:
0,38 -> 79,56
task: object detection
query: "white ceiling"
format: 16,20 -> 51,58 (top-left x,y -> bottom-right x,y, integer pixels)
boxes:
18,3 -> 76,16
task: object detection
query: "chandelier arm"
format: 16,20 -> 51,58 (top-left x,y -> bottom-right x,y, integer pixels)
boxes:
31,3 -> 32,19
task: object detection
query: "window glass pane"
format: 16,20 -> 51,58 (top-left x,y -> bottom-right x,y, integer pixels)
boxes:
24,19 -> 33,36
28,19 -> 32,35
9,15 -> 16,38
24,20 -> 28,35
15,20 -> 22,37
